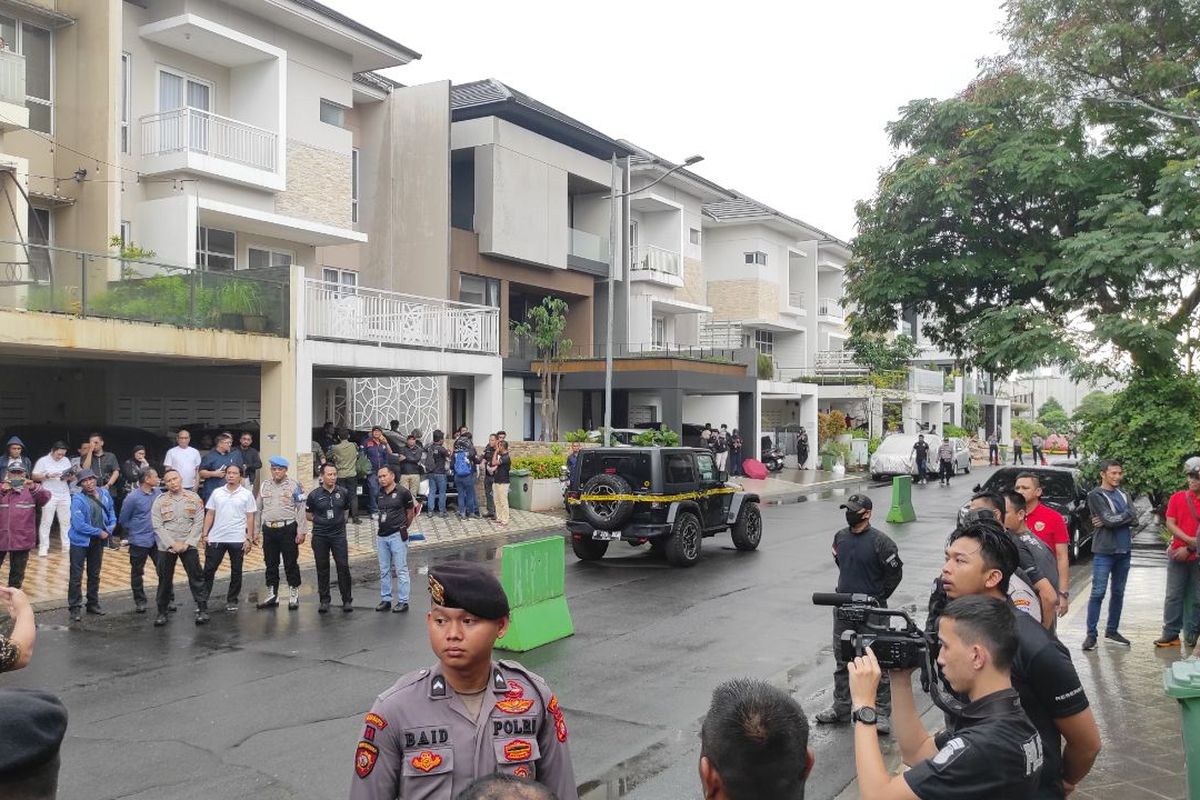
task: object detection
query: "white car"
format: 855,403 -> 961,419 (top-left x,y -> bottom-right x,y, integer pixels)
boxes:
870,434 -> 971,480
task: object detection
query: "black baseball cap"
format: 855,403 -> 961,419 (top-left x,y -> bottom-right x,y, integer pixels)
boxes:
839,494 -> 873,512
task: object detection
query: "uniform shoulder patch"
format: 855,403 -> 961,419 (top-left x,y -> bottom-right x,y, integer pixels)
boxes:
355,741 -> 379,779
930,736 -> 968,770
547,694 -> 568,743
364,712 -> 388,730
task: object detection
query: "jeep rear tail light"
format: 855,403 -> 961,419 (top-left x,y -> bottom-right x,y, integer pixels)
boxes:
604,467 -> 617,474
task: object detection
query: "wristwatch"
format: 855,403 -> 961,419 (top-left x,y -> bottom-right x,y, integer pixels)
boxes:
1059,590 -> 1069,599
852,706 -> 878,725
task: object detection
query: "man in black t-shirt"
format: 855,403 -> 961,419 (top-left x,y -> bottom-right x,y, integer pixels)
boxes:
305,464 -> 354,614
816,494 -> 903,734
938,521 -> 1100,798
849,595 -> 1043,800
911,435 -> 931,484
373,465 -> 415,613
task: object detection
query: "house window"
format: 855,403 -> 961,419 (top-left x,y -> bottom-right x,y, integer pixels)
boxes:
322,267 -> 358,294
319,99 -> 345,127
351,147 -> 360,223
196,226 -> 235,271
744,251 -> 768,266
689,228 -> 701,245
118,220 -> 131,246
0,17 -> 53,133
248,248 -> 293,269
27,206 -> 49,281
754,329 -> 774,355
459,273 -> 500,307
652,315 -> 666,349
119,53 -> 130,154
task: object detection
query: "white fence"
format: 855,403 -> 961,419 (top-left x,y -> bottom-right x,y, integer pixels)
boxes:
304,280 -> 499,355
634,245 -> 681,276
0,50 -> 24,105
141,108 -> 278,172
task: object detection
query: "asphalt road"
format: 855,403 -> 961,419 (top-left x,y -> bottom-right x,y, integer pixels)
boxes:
3,466 -> 1092,800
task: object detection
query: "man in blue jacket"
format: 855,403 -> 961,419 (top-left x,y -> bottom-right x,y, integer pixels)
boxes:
67,468 -> 116,623
118,467 -> 162,614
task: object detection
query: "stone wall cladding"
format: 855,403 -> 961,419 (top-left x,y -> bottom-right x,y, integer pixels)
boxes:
758,282 -> 780,320
274,140 -> 353,229
678,257 -> 707,306
507,441 -> 598,458
708,279 -> 779,321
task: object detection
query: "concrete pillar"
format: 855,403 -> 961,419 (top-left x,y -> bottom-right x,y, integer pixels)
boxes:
902,400 -> 915,434
290,264 -> 313,477
801,392 -> 819,467
660,390 -> 683,440
739,390 -> 758,468
260,358 -> 297,474
472,369 -> 503,437
868,393 -> 884,440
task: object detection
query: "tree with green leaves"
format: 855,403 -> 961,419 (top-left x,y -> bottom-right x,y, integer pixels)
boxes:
1036,397 -> 1071,433
511,297 -> 573,442
963,395 -> 982,433
847,332 -> 919,374
1072,391 -> 1114,427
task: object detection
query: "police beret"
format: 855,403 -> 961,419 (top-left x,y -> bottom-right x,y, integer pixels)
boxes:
428,561 -> 509,620
0,689 -> 67,779
269,456 -> 289,468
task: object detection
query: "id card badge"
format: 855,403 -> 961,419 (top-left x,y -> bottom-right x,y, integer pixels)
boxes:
326,509 -> 334,520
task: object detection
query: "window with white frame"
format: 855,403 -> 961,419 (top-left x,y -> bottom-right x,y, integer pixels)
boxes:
319,99 -> 345,127
27,206 -> 49,281
0,17 -> 53,133
754,329 -> 774,355
689,228 -> 701,245
322,267 -> 358,296
351,147 -> 360,223
196,226 -> 235,271
118,220 -> 131,246
119,52 -> 130,154
652,315 -> 666,349
248,247 -> 293,269
744,251 -> 768,266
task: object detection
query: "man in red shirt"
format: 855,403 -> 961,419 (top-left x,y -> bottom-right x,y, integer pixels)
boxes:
1157,457 -> 1200,651
1015,472 -> 1070,618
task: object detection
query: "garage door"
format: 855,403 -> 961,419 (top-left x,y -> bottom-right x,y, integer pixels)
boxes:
113,397 -> 261,432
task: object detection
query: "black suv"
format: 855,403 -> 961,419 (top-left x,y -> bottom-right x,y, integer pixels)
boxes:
959,465 -> 1095,561
565,446 -> 763,567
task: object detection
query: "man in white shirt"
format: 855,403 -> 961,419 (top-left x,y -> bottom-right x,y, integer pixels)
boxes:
32,441 -> 74,556
200,463 -> 257,612
163,429 -> 202,492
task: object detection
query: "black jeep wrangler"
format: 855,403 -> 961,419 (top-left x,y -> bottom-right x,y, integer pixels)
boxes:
565,446 -> 763,567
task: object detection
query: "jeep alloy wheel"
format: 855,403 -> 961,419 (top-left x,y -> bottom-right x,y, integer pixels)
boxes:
666,511 -> 702,567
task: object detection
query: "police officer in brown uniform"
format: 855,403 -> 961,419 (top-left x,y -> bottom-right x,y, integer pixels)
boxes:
349,561 -> 577,800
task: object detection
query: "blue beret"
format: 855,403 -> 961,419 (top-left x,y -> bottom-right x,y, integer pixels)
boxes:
269,456 -> 289,468
0,689 -> 67,779
429,561 -> 509,620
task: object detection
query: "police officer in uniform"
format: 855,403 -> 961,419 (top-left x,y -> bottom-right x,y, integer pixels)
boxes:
305,463 -> 354,613
848,595 -> 1043,799
816,494 -> 903,734
349,561 -> 577,800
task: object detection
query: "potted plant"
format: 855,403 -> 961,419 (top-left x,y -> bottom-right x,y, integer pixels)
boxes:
215,279 -> 265,332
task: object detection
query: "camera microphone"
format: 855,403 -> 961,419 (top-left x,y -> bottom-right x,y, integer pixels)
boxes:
812,592 -> 879,606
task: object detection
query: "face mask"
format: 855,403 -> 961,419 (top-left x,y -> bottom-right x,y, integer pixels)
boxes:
845,509 -> 863,526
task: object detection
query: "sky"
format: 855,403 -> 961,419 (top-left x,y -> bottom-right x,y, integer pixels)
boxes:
324,0 -> 1008,242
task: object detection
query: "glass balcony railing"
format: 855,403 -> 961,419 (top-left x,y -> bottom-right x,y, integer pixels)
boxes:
568,227 -> 609,263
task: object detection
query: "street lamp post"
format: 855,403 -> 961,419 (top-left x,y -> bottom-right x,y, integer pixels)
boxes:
603,153 -> 703,446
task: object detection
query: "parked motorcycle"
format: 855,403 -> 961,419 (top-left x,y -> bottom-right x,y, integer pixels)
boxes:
763,447 -> 786,472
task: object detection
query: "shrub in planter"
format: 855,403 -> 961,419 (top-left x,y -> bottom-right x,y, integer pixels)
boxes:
510,455 -> 566,479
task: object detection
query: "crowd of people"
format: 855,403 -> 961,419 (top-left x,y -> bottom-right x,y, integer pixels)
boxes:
2,435 -> 1197,799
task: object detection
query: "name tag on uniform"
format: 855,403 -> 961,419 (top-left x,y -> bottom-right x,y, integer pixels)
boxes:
326,509 -> 334,520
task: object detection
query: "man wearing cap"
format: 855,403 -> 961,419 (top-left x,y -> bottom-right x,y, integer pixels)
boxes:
0,464 -> 50,589
349,560 -> 578,800
0,688 -> 68,798
256,456 -> 306,611
66,468 -> 116,622
152,468 -> 208,626
815,493 -> 903,734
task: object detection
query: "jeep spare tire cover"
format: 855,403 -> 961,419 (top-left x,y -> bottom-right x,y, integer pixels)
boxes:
580,473 -> 635,530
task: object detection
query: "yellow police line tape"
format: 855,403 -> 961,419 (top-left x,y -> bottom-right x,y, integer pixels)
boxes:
568,487 -> 737,504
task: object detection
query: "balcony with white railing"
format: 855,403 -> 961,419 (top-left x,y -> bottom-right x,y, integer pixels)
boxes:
630,244 -> 683,286
0,49 -> 27,131
814,349 -> 866,374
818,297 -> 844,321
787,289 -> 808,315
304,279 -> 499,356
140,108 -> 283,190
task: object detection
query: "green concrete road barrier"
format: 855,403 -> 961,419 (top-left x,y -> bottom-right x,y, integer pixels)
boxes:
1164,659 -> 1200,797
886,475 -> 917,524
496,536 -> 574,652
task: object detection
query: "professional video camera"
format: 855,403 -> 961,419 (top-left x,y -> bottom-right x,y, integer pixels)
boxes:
812,591 -> 960,716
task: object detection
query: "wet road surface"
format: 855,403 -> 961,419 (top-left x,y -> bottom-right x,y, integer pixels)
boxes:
4,467 -> 1089,799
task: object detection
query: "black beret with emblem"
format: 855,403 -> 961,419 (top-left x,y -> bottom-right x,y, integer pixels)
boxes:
0,689 -> 68,779
428,561 -> 509,620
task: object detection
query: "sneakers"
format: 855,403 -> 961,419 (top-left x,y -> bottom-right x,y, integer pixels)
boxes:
257,590 -> 279,609
1081,635 -> 1097,651
318,601 -> 331,614
1155,634 -> 1182,649
194,608 -> 210,625
814,707 -> 850,725
1105,631 -> 1131,646
69,608 -> 82,622
85,605 -> 106,616
375,601 -> 392,612
1187,635 -> 1198,651
393,602 -> 409,613
153,613 -> 168,627
134,602 -> 147,614
288,586 -> 300,610
225,603 -> 239,613
343,601 -> 354,613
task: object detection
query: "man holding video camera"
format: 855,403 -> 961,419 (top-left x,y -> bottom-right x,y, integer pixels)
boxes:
934,520 -> 1100,798
848,595 -> 1043,799
815,494 -> 903,735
